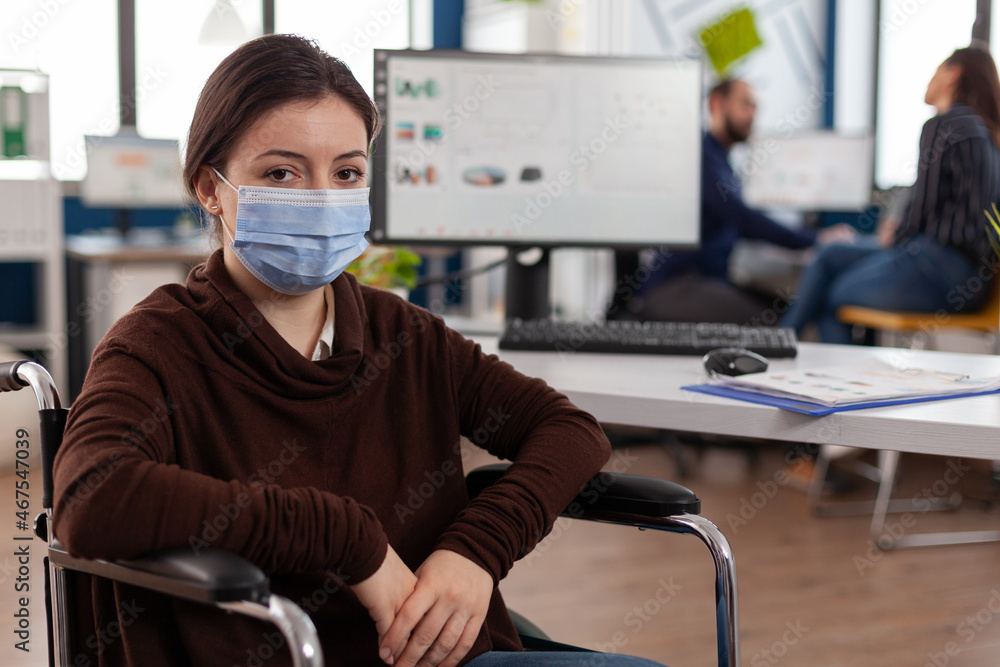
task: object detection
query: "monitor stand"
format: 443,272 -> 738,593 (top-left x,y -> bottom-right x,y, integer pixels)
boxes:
504,247 -> 551,321
116,209 -> 133,238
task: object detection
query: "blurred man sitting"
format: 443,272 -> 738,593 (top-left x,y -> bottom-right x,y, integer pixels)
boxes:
634,79 -> 853,324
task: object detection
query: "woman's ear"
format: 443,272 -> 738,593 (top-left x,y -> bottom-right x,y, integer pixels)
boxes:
944,64 -> 962,91
192,165 -> 221,213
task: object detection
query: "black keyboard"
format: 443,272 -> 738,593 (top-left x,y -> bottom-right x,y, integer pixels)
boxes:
498,318 -> 798,358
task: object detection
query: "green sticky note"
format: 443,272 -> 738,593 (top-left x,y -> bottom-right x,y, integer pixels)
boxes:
698,6 -> 764,75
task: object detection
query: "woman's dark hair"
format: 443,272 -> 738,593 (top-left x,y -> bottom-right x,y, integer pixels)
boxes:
183,33 -> 381,208
946,44 -> 1000,148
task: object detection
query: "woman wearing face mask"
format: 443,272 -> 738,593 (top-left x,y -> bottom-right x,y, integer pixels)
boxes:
781,44 -> 1000,343
52,35 -> 666,667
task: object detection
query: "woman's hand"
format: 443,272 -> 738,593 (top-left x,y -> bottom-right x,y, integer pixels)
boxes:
816,223 -> 857,245
877,216 -> 900,247
379,550 -> 494,667
350,545 -> 419,648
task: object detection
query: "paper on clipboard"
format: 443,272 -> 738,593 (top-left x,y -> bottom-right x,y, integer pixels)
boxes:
705,358 -> 1000,407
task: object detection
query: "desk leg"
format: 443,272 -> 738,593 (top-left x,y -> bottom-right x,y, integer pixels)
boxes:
869,451 -> 999,549
869,450 -> 900,543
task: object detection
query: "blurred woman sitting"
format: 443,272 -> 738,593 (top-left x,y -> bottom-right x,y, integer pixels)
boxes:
782,44 -> 1000,343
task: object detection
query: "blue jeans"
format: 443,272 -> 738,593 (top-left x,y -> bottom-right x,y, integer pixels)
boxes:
465,651 -> 666,666
780,235 -> 987,344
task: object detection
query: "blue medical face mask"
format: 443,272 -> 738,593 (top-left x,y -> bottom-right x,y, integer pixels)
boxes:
214,168 -> 370,295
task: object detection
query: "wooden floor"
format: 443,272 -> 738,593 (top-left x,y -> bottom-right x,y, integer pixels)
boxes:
4,439 -> 1000,666
494,439 -> 1000,667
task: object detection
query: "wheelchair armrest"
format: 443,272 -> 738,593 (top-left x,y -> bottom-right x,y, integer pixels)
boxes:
48,541 -> 269,605
466,463 -> 701,518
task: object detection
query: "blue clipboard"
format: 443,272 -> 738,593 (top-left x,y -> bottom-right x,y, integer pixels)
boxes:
681,383 -> 1000,416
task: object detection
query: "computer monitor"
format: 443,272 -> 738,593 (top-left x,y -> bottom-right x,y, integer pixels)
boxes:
81,133 -> 188,238
371,49 -> 703,318
740,131 -> 875,211
81,134 -> 186,208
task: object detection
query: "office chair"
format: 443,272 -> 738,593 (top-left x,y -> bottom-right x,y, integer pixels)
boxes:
836,277 -> 1000,352
1,360 -> 739,667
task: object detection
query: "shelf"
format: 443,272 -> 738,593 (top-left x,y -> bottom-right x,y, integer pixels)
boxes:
0,250 -> 50,262
0,70 -> 64,396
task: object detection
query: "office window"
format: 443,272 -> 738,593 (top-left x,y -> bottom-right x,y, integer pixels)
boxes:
136,0 -> 263,153
994,0 -> 1000,56
0,0 -> 119,180
275,0 -> 411,97
876,0 -> 976,189
134,0 -> 408,163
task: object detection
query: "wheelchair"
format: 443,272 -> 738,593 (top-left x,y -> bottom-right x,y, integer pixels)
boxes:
1,360 -> 740,667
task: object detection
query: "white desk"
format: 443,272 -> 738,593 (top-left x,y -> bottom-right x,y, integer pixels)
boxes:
65,232 -> 213,399
476,339 -> 1000,460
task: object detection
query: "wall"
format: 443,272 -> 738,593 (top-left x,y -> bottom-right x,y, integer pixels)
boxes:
625,0 -> 831,134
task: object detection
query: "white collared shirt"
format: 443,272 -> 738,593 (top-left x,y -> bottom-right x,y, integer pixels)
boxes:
311,284 -> 336,362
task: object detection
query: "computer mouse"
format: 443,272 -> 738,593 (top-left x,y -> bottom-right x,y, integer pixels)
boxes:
703,347 -> 769,377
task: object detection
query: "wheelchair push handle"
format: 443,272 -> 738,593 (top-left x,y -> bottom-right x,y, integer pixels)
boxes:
0,360 -> 30,393
0,360 -> 66,510
0,360 -> 63,410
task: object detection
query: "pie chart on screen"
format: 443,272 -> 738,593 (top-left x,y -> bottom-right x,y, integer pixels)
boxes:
462,166 -> 506,186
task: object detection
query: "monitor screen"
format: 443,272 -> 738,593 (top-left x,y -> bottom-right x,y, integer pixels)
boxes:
371,49 -> 702,249
81,134 -> 186,208
740,132 -> 875,211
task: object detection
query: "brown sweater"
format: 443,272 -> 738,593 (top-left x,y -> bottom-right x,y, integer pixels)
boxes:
52,250 -> 610,666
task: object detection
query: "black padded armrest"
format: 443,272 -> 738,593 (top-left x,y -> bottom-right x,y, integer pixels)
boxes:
466,463 -> 701,518
48,542 -> 269,605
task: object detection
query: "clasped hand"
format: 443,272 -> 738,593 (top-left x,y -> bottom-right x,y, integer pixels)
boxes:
350,546 -> 494,667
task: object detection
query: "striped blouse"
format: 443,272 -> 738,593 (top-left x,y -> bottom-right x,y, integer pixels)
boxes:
895,103 -> 1000,264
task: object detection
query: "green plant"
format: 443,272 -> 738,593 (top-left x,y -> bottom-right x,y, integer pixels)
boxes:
987,203 -> 1000,259
346,245 -> 423,290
